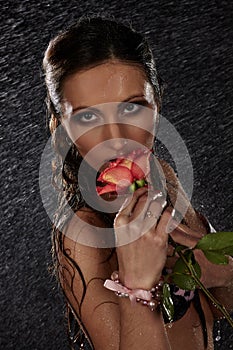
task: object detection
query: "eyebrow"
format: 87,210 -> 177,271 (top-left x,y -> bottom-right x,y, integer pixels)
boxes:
72,94 -> 146,114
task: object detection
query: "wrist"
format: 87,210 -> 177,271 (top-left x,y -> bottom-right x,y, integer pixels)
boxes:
104,271 -> 164,311
119,272 -> 162,290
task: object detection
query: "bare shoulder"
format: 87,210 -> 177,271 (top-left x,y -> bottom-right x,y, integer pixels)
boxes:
66,206 -> 111,230
59,206 -> 116,284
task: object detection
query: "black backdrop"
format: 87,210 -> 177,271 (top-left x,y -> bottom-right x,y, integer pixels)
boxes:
1,0 -> 233,349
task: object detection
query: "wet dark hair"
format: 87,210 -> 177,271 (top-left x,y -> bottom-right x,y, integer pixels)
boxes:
43,13 -> 165,349
43,14 -> 164,118
43,12 -> 165,230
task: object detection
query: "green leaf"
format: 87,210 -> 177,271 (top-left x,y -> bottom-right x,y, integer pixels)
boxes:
172,254 -> 200,290
135,179 -> 145,187
192,260 -> 201,279
195,232 -> 233,252
203,250 -> 229,265
172,273 -> 196,290
221,246 -> 233,256
173,256 -> 190,275
129,182 -> 137,193
183,250 -> 194,264
162,283 -> 174,322
173,251 -> 201,276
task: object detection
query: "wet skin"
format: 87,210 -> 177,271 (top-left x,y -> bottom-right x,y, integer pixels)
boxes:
61,60 -> 158,171
60,60 -> 216,350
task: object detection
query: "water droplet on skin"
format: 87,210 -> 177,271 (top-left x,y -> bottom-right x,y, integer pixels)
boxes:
215,320 -> 221,342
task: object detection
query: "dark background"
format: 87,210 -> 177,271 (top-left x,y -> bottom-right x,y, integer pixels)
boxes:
1,0 -> 233,349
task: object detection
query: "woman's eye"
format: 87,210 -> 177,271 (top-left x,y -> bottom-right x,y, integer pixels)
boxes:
72,111 -> 98,123
123,103 -> 139,113
122,102 -> 144,116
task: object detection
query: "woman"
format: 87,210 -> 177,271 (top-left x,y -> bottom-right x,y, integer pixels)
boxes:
43,15 -> 233,349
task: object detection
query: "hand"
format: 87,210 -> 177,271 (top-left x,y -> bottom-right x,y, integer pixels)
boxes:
167,221 -> 233,289
193,250 -> 233,289
165,220 -> 203,270
114,187 -> 172,290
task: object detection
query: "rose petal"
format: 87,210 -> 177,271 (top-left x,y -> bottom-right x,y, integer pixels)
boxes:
131,162 -> 145,179
96,149 -> 152,196
131,152 -> 151,179
118,158 -> 133,170
97,166 -> 134,185
96,184 -> 116,195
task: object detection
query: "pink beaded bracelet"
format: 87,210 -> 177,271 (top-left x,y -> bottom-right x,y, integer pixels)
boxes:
104,271 -> 164,311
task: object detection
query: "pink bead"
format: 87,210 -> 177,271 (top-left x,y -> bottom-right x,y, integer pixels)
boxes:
111,271 -> 119,281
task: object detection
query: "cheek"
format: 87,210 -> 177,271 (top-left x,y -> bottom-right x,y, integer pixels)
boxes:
124,112 -> 156,144
74,134 -> 95,157
74,128 -> 105,159
125,126 -> 154,146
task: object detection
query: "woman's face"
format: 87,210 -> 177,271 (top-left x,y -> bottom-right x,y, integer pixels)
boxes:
61,60 -> 158,171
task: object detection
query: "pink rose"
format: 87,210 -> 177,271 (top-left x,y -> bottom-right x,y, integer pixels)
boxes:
96,149 -> 151,195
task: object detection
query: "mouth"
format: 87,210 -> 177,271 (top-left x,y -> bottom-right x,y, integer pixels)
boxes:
100,191 -> 129,201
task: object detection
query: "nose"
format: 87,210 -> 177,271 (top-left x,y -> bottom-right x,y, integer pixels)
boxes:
105,123 -> 127,152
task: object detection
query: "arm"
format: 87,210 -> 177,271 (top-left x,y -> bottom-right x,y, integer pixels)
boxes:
118,298 -> 170,349
158,158 -> 233,317
198,220 -> 233,316
58,189 -> 172,350
168,219 -> 233,317
195,250 -> 233,317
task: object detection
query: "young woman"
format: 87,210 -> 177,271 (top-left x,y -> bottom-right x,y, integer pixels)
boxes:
43,15 -> 233,349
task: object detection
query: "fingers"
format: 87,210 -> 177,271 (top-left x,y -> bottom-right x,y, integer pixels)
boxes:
140,207 -> 172,251
155,207 -> 173,237
169,219 -> 204,238
168,220 -> 201,248
117,186 -> 202,248
117,187 -> 148,218
114,187 -> 149,236
134,190 -> 166,221
144,200 -> 162,221
142,193 -> 168,230
137,200 -> 164,234
116,188 -> 165,223
114,188 -> 167,246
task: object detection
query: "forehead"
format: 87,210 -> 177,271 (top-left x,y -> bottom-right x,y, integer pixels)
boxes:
62,61 -> 150,107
